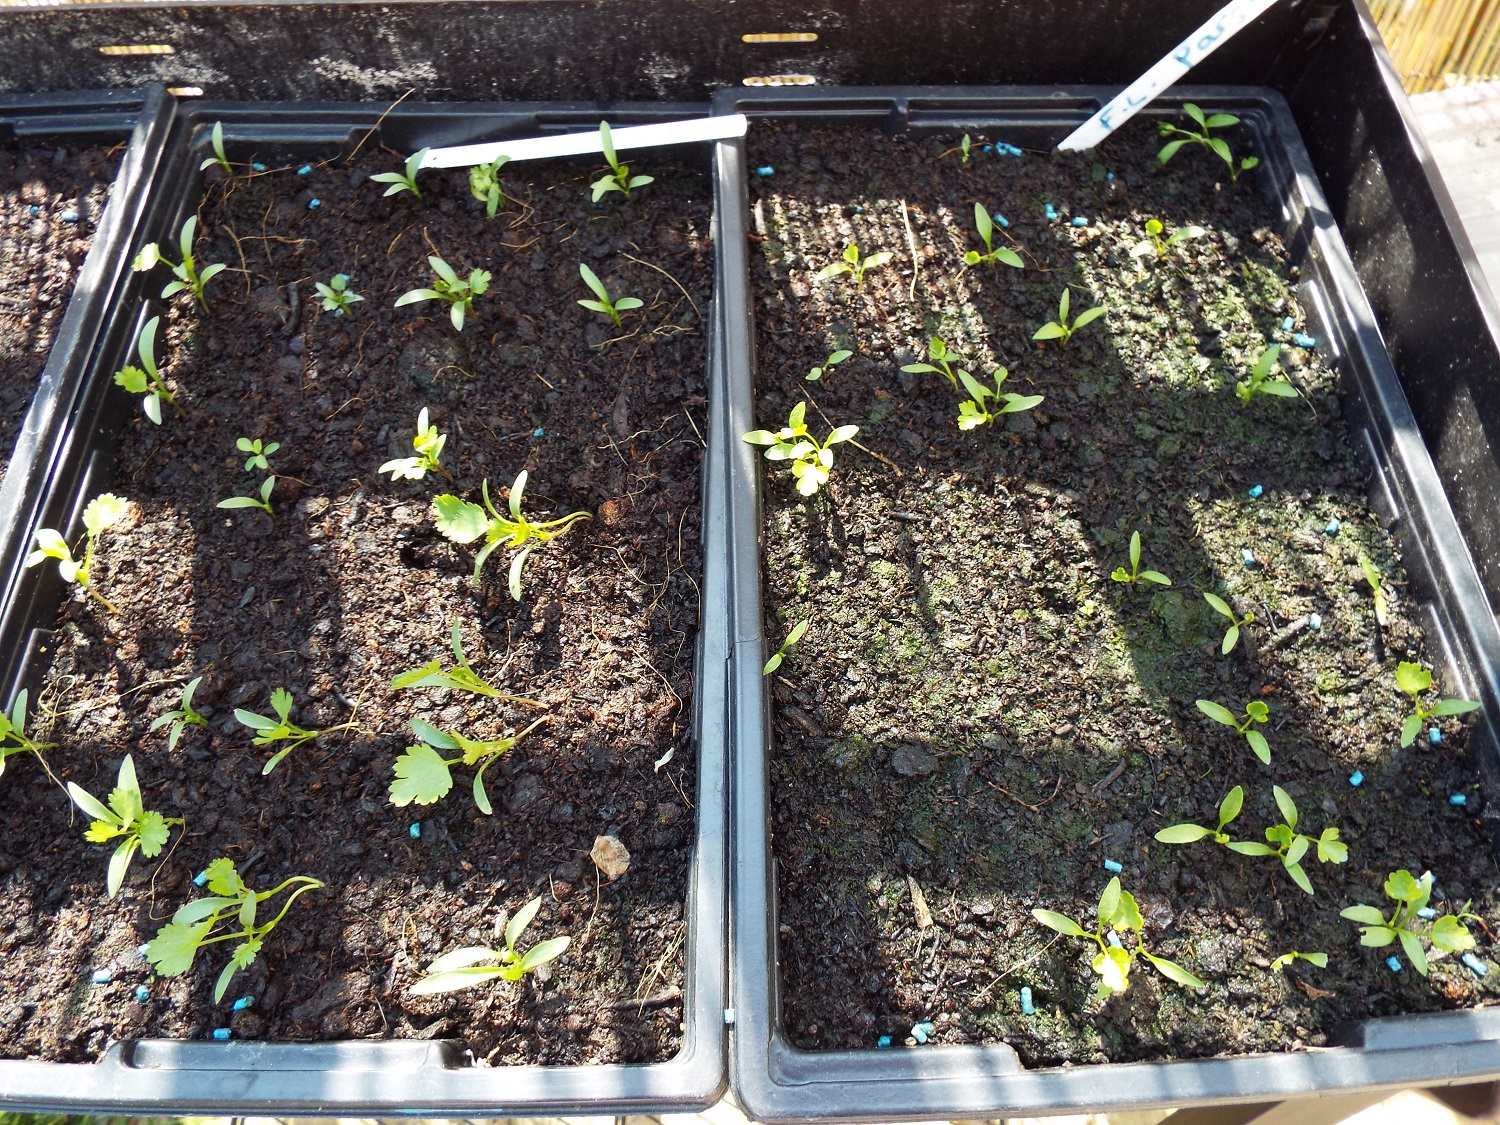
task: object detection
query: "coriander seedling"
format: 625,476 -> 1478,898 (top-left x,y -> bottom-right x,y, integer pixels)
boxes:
132,215 -> 226,312
1237,344 -> 1297,406
149,676 -> 209,752
67,754 -> 183,898
1204,591 -> 1254,654
410,896 -> 570,994
900,335 -> 965,389
965,204 -> 1023,269
816,243 -> 893,292
743,401 -> 860,497
218,476 -> 275,517
144,857 -> 322,1002
390,715 -> 547,813
199,121 -> 233,177
1032,877 -> 1204,999
391,619 -> 544,706
26,492 -> 130,613
370,148 -> 429,198
469,154 -> 511,218
314,273 -> 364,317
763,619 -> 809,675
577,263 -> 643,329
1111,530 -> 1171,587
1032,287 -> 1107,345
1395,660 -> 1481,748
236,437 -> 279,472
1269,950 -> 1329,972
1129,218 -> 1206,260
1196,697 -> 1272,764
590,122 -> 653,201
956,367 -> 1043,430
806,348 -> 853,382
1341,869 -> 1480,976
1361,556 -> 1391,627
234,687 -> 355,774
0,690 -> 56,778
432,470 -> 592,598
395,255 -> 491,332
380,407 -> 451,482
1159,103 -> 1260,182
113,315 -> 178,425
939,134 -> 974,163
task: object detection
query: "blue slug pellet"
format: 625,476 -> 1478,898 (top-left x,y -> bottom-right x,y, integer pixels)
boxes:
1386,956 -> 1403,972
27,205 -> 38,217
1103,859 -> 1123,873
212,1028 -> 231,1040
876,1035 -> 892,1048
409,822 -> 421,839
911,1021 -> 934,1044
1309,613 -> 1322,631
1432,728 -> 1445,746
307,198 -> 321,210
1071,216 -> 1088,227
1282,316 -> 1295,332
251,162 -> 267,172
134,985 -> 150,1002
1349,770 -> 1364,787
1464,953 -> 1489,977
91,969 -> 112,984
755,166 -> 775,177
1241,548 -> 1257,567
194,870 -> 208,886
60,210 -> 78,223
297,164 -> 312,176
233,996 -> 254,1011
1295,333 -> 1316,348
533,427 -> 545,438
1418,907 -> 1439,919
1248,484 -> 1263,499
1044,203 -> 1059,221
1020,986 -> 1035,1015
1451,793 -> 1467,806
993,213 -> 1009,227
1324,518 -> 1341,536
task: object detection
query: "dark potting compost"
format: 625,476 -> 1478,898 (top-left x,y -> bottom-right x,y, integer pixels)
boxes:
0,141 -> 119,483
0,142 -> 710,1064
746,120 -> 1497,1065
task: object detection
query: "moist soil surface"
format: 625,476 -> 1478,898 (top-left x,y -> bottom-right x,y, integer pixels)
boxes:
0,141 -> 119,482
0,143 -> 711,1063
748,119 -> 1499,1064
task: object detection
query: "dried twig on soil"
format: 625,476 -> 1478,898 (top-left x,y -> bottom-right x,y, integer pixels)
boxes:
985,774 -> 1063,813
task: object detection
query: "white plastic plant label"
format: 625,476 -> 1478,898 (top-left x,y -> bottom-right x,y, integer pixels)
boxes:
1057,0 -> 1283,152
421,113 -> 750,169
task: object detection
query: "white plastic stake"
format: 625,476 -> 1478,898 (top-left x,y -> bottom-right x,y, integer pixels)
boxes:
420,114 -> 749,170
1057,0 -> 1283,152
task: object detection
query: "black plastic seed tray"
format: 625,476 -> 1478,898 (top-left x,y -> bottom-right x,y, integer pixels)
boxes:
0,98 -> 727,1116
711,85 -> 1500,1123
0,85 -> 174,701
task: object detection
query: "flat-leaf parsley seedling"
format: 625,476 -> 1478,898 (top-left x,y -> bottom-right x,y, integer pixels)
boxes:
1033,287 -> 1107,345
1395,660 -> 1480,748
395,255 -> 491,332
199,122 -> 234,177
410,896 -> 570,994
1158,103 -> 1260,182
132,215 -> 226,313
314,273 -> 364,317
1341,869 -> 1480,976
900,336 -> 966,389
591,122 -> 654,202
0,689 -> 56,778
370,148 -> 430,198
113,316 -> 178,425
1196,697 -> 1272,764
816,243 -> 892,292
1157,785 -> 1345,895
1204,591 -> 1254,654
763,619 -> 809,675
965,204 -> 1023,269
150,676 -> 209,751
26,492 -> 130,613
390,715 -> 548,813
743,401 -> 860,497
1269,950 -> 1329,972
956,367 -> 1043,430
432,470 -> 592,598
391,619 -> 545,706
234,687 -> 356,774
469,154 -> 511,218
1237,344 -> 1297,406
218,476 -> 275,517
67,754 -> 183,898
1111,530 -> 1171,587
145,857 -> 322,1002
577,263 -> 643,329
806,348 -> 853,382
1130,218 -> 1205,260
1032,877 -> 1204,999
380,407 -> 451,482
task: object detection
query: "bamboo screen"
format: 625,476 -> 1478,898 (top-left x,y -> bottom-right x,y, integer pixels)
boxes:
1371,0 -> 1500,92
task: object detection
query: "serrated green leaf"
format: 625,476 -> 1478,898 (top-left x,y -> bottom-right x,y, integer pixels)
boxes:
390,743 -> 454,807
433,495 -> 489,544
145,919 -> 212,977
